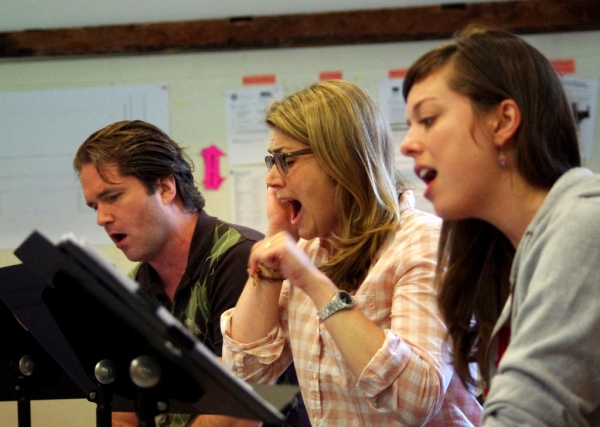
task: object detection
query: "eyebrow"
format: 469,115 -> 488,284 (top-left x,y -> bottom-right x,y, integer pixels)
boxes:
85,188 -> 117,208
406,97 -> 437,124
268,147 -> 292,154
412,97 -> 436,115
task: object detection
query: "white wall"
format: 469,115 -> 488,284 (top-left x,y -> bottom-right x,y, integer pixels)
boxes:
1,30 -> 599,425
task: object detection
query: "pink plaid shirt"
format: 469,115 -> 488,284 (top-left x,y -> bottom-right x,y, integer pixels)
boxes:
222,193 -> 482,426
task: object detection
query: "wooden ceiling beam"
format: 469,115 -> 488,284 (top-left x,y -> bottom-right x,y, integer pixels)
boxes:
0,0 -> 598,58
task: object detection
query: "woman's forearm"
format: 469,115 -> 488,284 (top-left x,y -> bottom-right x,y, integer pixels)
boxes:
230,274 -> 283,344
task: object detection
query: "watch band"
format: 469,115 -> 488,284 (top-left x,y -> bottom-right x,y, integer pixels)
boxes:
317,290 -> 355,321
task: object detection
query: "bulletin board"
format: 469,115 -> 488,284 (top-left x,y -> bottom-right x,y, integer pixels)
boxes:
0,85 -> 169,249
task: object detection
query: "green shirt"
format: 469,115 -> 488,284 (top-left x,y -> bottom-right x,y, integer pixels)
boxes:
133,210 -> 262,426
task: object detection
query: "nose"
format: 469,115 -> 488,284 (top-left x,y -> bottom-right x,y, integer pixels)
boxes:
265,164 -> 284,188
96,204 -> 114,227
400,131 -> 420,158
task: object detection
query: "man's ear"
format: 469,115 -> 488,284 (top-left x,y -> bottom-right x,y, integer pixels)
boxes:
156,175 -> 177,205
490,99 -> 522,149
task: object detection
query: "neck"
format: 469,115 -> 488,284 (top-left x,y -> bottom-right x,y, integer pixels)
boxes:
487,176 -> 550,248
149,211 -> 199,301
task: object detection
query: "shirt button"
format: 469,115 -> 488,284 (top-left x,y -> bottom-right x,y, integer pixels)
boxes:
313,373 -> 318,380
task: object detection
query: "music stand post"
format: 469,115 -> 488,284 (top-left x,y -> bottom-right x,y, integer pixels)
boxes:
0,293 -> 86,427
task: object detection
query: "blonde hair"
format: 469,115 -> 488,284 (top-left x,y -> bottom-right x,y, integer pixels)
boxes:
266,80 -> 406,291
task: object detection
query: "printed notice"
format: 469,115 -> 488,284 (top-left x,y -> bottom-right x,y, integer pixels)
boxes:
230,166 -> 268,234
379,79 -> 408,133
561,77 -> 598,159
379,78 -> 435,215
226,86 -> 282,165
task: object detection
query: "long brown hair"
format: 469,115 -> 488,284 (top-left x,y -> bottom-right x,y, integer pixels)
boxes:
266,80 -> 408,291
403,26 -> 580,387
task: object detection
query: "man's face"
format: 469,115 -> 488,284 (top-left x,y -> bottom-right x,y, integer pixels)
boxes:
79,163 -> 172,262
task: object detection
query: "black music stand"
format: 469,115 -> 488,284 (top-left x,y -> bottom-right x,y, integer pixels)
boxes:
0,231 -> 297,427
0,295 -> 86,427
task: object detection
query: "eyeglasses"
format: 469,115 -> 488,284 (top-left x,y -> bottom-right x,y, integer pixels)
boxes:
265,148 -> 313,176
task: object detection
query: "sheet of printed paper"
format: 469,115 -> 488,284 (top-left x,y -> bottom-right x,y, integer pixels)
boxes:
379,79 -> 436,216
230,165 -> 269,234
226,86 -> 283,165
561,77 -> 598,159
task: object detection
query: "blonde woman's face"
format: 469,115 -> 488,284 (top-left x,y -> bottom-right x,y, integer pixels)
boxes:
266,130 -> 341,240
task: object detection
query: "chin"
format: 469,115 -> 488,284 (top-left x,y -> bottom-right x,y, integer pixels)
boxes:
296,231 -> 311,241
432,202 -> 459,221
124,254 -> 138,262
297,228 -> 317,242
123,250 -> 145,263
434,205 -> 472,222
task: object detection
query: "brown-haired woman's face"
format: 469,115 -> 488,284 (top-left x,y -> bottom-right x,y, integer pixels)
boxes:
265,130 -> 341,240
400,66 -> 501,221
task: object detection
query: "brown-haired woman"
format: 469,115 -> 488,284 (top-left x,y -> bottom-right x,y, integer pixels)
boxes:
401,26 -> 600,426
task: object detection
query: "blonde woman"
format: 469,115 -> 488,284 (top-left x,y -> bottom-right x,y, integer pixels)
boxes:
221,81 -> 481,426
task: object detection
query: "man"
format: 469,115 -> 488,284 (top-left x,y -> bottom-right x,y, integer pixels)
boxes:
73,120 -> 265,427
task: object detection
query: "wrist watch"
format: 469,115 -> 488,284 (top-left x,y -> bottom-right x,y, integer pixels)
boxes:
317,290 -> 355,321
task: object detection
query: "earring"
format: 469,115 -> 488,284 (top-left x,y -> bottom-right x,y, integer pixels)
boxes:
498,151 -> 507,168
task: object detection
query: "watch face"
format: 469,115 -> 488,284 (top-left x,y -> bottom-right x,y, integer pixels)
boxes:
339,291 -> 353,304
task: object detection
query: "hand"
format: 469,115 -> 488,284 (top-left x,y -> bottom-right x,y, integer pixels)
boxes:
248,232 -> 323,294
265,187 -> 299,240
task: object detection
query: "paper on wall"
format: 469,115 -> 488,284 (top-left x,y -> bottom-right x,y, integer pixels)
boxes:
230,166 -> 268,234
226,86 -> 283,165
379,78 -> 436,215
561,76 -> 598,159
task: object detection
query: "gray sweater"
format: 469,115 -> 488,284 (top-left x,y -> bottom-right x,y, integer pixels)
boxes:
484,167 -> 600,426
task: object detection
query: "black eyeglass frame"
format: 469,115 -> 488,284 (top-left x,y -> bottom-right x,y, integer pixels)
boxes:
265,148 -> 313,176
